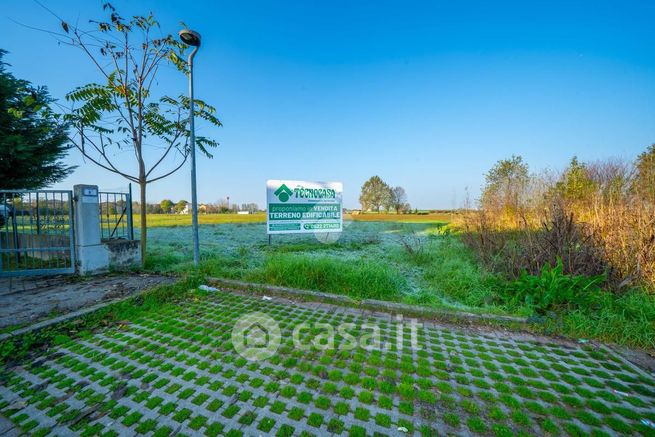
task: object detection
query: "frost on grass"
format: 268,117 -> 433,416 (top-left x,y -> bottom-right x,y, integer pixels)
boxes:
146,221 -> 462,305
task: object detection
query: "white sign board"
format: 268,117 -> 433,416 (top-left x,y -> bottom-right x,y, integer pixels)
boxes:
82,187 -> 98,204
266,180 -> 343,234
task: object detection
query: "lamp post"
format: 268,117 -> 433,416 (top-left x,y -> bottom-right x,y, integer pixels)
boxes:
179,29 -> 201,266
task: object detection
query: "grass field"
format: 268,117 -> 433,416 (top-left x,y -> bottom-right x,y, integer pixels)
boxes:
347,212 -> 456,223
144,220 -> 475,307
140,212 -> 454,227
142,213 -> 266,226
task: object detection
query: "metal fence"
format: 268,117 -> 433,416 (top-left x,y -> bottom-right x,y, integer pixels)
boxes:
0,190 -> 76,277
99,188 -> 134,241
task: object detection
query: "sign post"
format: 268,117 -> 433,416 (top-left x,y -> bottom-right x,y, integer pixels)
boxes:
266,180 -> 343,236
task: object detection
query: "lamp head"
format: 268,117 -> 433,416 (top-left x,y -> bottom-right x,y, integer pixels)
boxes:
179,29 -> 201,47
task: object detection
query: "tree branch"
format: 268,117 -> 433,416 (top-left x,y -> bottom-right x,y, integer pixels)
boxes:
146,153 -> 189,183
73,129 -> 138,182
72,138 -> 138,183
145,109 -> 185,177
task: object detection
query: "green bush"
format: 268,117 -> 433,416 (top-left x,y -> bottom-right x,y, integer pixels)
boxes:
505,258 -> 605,314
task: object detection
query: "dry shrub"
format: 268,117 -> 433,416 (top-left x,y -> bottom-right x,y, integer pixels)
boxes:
585,197 -> 655,288
462,155 -> 655,292
524,201 -> 608,278
462,201 -> 609,282
582,159 -> 655,288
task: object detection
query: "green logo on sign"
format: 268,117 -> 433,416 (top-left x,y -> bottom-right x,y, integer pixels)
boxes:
274,184 -> 293,202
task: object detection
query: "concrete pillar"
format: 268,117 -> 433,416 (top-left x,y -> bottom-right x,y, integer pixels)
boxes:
73,185 -> 109,274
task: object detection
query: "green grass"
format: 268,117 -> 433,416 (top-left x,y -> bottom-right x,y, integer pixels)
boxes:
205,422 -> 224,437
144,213 -> 266,227
348,212 -> 453,223
550,288 -> 655,350
276,424 -> 295,437
400,234 -> 508,309
257,418 -> 276,433
307,412 -> 323,427
444,412 -> 461,427
248,253 -> 407,300
375,413 -> 391,428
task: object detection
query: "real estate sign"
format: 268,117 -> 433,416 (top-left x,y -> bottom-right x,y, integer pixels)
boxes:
266,180 -> 343,234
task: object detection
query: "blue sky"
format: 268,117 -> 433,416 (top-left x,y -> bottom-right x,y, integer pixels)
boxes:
2,0 -> 655,209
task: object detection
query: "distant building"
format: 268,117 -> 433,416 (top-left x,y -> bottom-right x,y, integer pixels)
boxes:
180,203 -> 209,214
237,211 -> 250,215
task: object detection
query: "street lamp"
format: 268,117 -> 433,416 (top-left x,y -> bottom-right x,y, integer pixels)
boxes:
179,29 -> 201,266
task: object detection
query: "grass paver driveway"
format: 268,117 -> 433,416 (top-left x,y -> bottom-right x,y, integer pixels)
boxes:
1,290 -> 654,436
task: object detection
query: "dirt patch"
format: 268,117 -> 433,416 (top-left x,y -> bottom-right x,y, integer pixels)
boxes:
0,273 -> 176,329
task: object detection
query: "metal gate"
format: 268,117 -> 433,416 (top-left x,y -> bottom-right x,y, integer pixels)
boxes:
0,190 -> 76,277
99,189 -> 134,241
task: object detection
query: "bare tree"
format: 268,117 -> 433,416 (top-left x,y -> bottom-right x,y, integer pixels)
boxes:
50,4 -> 221,264
389,186 -> 409,214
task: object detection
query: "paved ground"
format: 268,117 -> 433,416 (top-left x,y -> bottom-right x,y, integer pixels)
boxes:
1,290 -> 654,436
0,274 -> 175,329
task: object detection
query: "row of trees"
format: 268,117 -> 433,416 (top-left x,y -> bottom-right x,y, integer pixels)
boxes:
480,148 -> 655,224
358,176 -> 410,213
470,145 -> 655,289
152,199 -> 259,214
158,199 -> 186,214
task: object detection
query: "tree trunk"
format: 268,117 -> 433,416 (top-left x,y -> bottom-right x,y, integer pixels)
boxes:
139,180 -> 147,267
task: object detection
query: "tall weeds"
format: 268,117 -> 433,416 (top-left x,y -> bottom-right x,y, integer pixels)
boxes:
462,150 -> 655,292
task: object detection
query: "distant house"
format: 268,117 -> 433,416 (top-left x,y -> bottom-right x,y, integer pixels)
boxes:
237,211 -> 250,215
180,203 -> 209,214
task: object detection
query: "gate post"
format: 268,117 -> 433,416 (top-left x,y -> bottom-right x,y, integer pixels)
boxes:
73,185 -> 109,274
